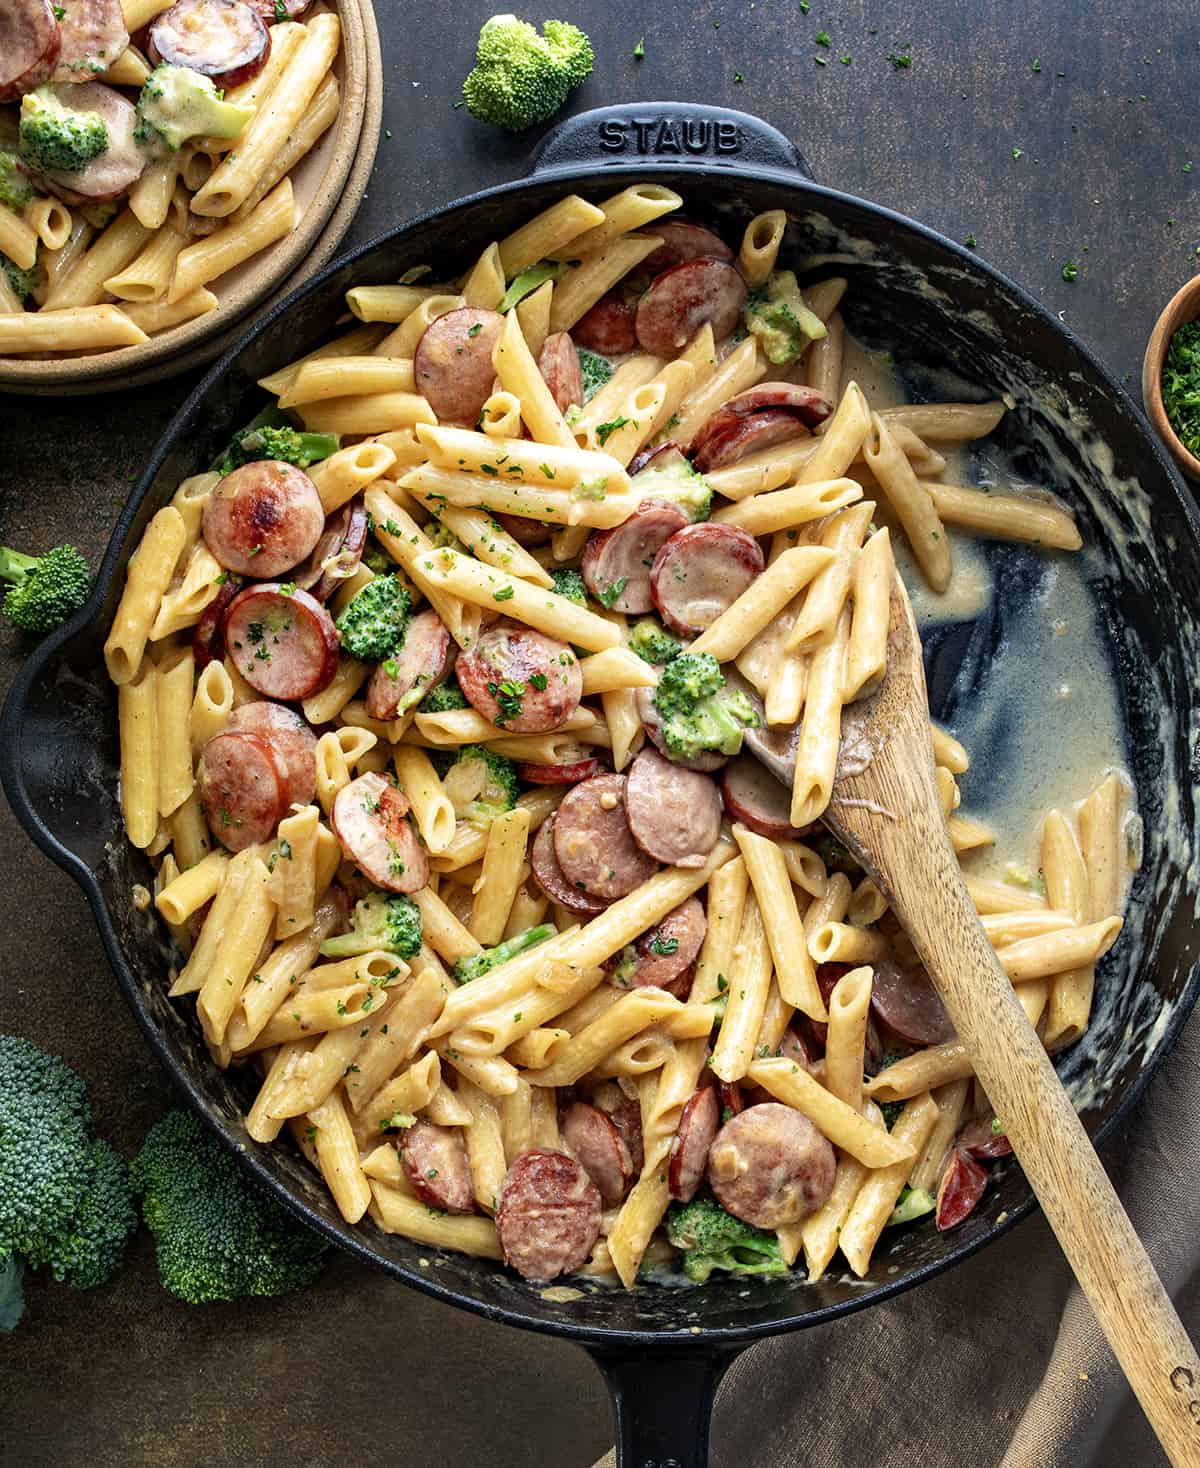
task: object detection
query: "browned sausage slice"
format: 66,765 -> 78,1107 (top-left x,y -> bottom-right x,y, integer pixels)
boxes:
538,331 -> 583,413
553,774 -> 659,903
870,957 -> 956,1047
935,1148 -> 988,1231
572,291 -> 636,356
595,1089 -> 644,1177
957,1115 -> 1013,1161
192,576 -> 241,667
610,896 -> 707,992
707,1102 -> 836,1228
399,1121 -> 475,1214
642,219 -> 734,275
203,459 -> 325,578
456,620 -> 581,733
494,513 -> 550,548
580,499 -> 689,616
690,409 -> 811,473
650,522 -> 765,637
413,306 -> 504,426
625,747 -> 721,868
52,0 -> 128,82
495,1149 -> 602,1282
635,258 -> 748,357
530,815 -> 606,916
224,583 -> 339,701
720,755 -> 812,840
628,440 -> 686,477
560,1101 -> 632,1206
0,0 -> 60,102
149,0 -> 270,88
668,1087 -> 719,1202
690,382 -> 833,449
636,685 -> 728,775
331,772 -> 428,894
365,608 -> 452,720
198,729 -> 286,851
516,752 -> 602,786
227,700 -> 317,807
294,500 -> 367,602
33,82 -> 144,203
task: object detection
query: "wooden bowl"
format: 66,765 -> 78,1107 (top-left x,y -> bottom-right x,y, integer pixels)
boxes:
1142,273 -> 1200,481
0,0 -> 380,396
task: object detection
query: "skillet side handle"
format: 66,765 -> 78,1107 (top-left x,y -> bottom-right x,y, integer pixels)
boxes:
586,1344 -> 740,1468
532,103 -> 813,180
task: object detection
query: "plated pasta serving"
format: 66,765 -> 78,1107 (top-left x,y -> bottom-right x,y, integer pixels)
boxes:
104,183 -> 1133,1289
0,0 -> 344,354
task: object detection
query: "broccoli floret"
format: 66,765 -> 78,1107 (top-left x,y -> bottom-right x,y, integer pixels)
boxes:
419,675 -> 469,713
319,892 -> 422,961
653,652 -> 761,762
630,451 -> 713,522
217,423 -> 339,475
498,259 -> 570,311
743,270 -> 827,366
442,745 -> 519,828
550,567 -> 587,606
462,14 -> 594,131
0,150 -> 34,213
335,574 -> 411,661
0,1036 -> 137,1331
1,254 -> 39,304
452,923 -> 556,983
132,1109 -> 327,1304
19,87 -> 109,177
0,543 -> 91,633
578,347 -> 613,403
628,617 -> 682,665
666,1194 -> 787,1283
134,64 -> 255,154
886,1184 -> 935,1228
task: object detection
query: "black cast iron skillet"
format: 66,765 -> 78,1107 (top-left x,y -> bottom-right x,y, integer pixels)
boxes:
4,105 -> 1200,1467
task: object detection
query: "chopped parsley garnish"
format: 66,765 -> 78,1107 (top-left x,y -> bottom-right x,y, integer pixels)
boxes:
488,678 -> 525,724
1061,260 -> 1079,282
815,30 -> 830,45
529,672 -> 548,690
648,934 -> 680,956
493,585 -> 515,601
596,577 -> 627,609
467,322 -> 483,338
633,36 -> 645,59
595,416 -> 630,446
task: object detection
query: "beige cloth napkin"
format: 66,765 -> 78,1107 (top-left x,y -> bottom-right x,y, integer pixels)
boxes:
593,1016 -> 1199,1468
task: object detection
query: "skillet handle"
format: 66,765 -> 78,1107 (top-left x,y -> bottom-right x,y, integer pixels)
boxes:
532,102 -> 813,180
586,1344 -> 741,1468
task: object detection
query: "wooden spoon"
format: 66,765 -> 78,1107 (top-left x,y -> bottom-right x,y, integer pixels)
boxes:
746,574 -> 1200,1467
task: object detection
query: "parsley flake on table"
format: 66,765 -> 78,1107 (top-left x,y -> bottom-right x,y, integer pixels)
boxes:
1061,260 -> 1079,282
815,30 -> 831,46
633,36 -> 644,59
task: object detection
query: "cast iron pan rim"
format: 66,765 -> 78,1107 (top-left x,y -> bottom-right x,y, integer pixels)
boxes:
3,157 -> 1198,1348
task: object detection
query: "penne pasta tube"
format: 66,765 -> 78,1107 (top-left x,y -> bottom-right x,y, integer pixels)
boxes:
790,607 -> 851,828
227,897 -> 341,1051
546,183 -> 682,259
732,825 -> 825,1020
168,178 -> 298,302
808,922 -> 891,967
843,528 -> 894,701
123,287 -> 219,334
525,990 -> 686,1088
708,895 -> 772,1082
197,855 -> 275,1046
434,505 -> 553,589
308,1089 -> 372,1224
864,412 -> 951,593
672,337 -> 767,448
995,918 -> 1121,983
400,461 -> 639,530
345,284 -> 442,324
493,307 -> 575,448
498,194 -> 606,277
229,71 -> 340,222
548,232 -> 664,333
738,210 -> 787,287
979,909 -> 1075,947
823,965 -> 873,1112
458,1078 -> 507,1213
363,487 -> 481,651
294,389 -> 435,436
688,546 -> 834,663
579,647 -> 656,695
154,644 -> 194,817
877,401 -> 1006,442
923,482 -> 1082,551
866,1043 -> 974,1101
965,874 -> 1047,914
468,807 -> 532,947
393,746 -> 456,854
712,478 -> 862,536
747,1059 -> 916,1168
279,355 -> 416,408
910,1078 -> 971,1194
838,1093 -> 940,1276
118,659 -> 159,849
370,1181 -> 503,1258
0,304 -> 148,354
258,323 -> 388,396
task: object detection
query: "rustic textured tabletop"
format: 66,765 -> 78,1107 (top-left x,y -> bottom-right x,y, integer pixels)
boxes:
1,1 -> 1197,1463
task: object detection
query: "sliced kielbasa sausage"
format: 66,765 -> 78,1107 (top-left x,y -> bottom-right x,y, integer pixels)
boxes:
691,409 -> 811,473
691,383 -> 833,445
192,576 -> 241,667
331,771 -> 428,894
52,0 -> 128,82
456,620 -> 581,733
365,608 -> 452,721
227,700 -> 317,807
957,1114 -> 1013,1161
413,306 -> 504,426
636,685 -> 728,775
538,331 -> 583,413
707,1102 -> 837,1229
572,291 -> 636,356
294,499 -> 367,602
628,440 -> 686,477
203,459 -> 326,578
560,1101 -> 632,1206
870,957 -> 955,1047
625,746 -> 722,868
595,1088 -> 644,1177
495,1149 -> 602,1282
0,0 -> 60,102
33,83 -> 145,202
668,1087 -> 719,1203
530,815 -> 606,916
935,1148 -> 988,1231
642,219 -> 734,275
494,513 -> 550,548
198,729 -> 286,851
517,750 -> 603,786
580,499 -> 689,616
553,774 -> 659,903
635,257 -> 748,357
721,755 -> 812,840
610,896 -> 707,993
399,1121 -> 475,1214
650,522 -> 765,637
149,0 -> 270,88
224,583 -> 339,701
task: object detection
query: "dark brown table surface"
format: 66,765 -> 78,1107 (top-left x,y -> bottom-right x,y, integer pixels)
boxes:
1,2 -> 1197,1463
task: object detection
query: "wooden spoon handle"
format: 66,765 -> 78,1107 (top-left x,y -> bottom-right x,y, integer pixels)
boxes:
888,820 -> 1200,1466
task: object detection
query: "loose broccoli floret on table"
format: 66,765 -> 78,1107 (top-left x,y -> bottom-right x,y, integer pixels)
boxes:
628,617 -> 682,666
319,892 -> 422,961
462,14 -> 594,131
19,87 -> 109,176
0,543 -> 91,633
132,1109 -> 327,1305
134,65 -> 255,153
335,574 -> 412,661
666,1194 -> 787,1283
452,923 -> 556,983
653,652 -> 761,762
441,745 -> 519,828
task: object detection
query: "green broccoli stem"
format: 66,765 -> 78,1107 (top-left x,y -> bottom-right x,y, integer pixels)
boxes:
453,923 -> 556,983
0,548 -> 39,585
